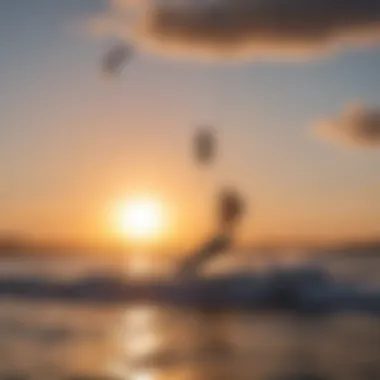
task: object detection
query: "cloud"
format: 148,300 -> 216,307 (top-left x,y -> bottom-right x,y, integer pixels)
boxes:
91,0 -> 380,60
314,105 -> 380,148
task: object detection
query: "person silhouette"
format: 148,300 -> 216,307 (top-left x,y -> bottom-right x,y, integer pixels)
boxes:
178,188 -> 246,278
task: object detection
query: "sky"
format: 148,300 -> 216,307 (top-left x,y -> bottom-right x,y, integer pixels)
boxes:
1,0 -> 380,249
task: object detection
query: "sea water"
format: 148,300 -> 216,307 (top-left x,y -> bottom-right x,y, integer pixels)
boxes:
0,250 -> 380,380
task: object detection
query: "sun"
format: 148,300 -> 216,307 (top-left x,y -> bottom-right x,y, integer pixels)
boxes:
115,197 -> 165,241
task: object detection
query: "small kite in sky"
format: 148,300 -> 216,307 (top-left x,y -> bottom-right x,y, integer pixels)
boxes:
194,127 -> 216,165
102,43 -> 133,76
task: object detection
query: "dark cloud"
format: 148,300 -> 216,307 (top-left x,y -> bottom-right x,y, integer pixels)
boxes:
95,0 -> 380,59
315,105 -> 380,148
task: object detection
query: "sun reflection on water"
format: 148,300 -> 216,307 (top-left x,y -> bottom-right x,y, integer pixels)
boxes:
130,369 -> 159,380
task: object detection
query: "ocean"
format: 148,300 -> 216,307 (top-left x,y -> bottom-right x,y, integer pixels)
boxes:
0,249 -> 380,380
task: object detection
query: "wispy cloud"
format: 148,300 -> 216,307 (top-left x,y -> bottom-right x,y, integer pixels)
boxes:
314,105 -> 380,148
90,0 -> 380,60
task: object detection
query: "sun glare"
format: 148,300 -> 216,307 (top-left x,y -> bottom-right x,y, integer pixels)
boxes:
115,197 -> 165,241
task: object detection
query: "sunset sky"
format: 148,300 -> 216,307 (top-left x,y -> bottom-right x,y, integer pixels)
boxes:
1,0 -> 380,249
